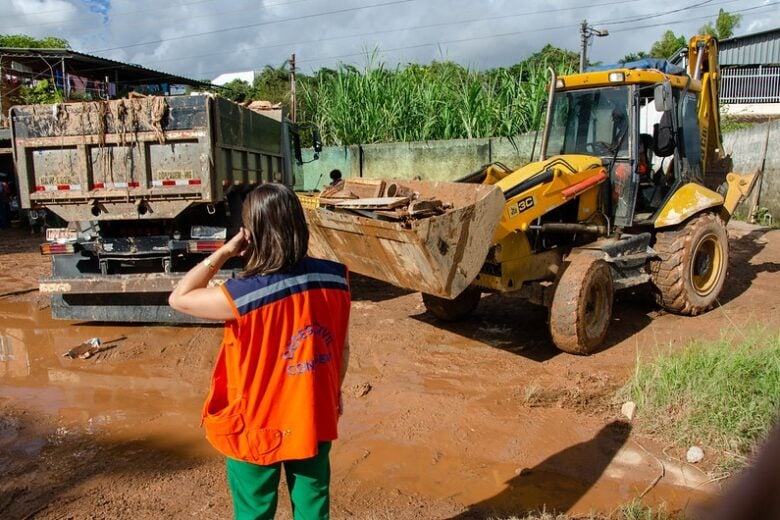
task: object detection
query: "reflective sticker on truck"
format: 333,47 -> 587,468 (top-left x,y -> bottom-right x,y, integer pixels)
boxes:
45,228 -> 78,243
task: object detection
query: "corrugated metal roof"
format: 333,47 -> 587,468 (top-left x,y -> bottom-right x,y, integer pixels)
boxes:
719,27 -> 780,66
0,47 -> 206,86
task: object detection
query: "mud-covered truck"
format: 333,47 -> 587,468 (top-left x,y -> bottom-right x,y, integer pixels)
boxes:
11,94 -> 307,322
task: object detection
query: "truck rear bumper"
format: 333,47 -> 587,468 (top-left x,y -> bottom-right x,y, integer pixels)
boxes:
40,273 -> 231,294
42,273 -> 233,323
50,294 -> 222,324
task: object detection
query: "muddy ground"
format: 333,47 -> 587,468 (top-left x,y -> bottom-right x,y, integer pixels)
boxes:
1,220 -> 778,520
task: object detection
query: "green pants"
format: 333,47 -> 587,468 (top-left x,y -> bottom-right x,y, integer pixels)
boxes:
226,442 -> 331,520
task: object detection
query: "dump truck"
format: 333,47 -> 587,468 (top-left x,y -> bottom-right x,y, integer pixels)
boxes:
302,35 -> 757,354
11,94 -> 310,322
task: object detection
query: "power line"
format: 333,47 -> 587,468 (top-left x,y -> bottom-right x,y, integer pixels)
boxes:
87,0 -> 418,54
605,0 -> 780,33
128,0 -> 747,75
143,0 -> 645,67
596,0 -> 716,26
288,1 -> 777,68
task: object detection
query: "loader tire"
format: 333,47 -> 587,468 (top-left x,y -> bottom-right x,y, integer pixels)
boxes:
549,255 -> 613,355
422,287 -> 481,322
650,212 -> 728,315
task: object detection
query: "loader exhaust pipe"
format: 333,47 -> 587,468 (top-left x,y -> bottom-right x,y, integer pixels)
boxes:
539,67 -> 557,162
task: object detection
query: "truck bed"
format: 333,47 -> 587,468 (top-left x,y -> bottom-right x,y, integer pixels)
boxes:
11,95 -> 286,222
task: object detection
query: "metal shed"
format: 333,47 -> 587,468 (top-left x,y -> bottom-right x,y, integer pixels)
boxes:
719,27 -> 780,66
0,48 -> 209,126
718,27 -> 780,106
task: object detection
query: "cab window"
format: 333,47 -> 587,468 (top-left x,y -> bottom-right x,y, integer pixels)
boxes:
546,86 -> 631,158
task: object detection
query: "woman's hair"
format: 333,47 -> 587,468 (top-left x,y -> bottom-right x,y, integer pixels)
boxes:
241,183 -> 309,276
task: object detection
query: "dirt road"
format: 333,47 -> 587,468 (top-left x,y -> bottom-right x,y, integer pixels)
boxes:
1,220 -> 778,519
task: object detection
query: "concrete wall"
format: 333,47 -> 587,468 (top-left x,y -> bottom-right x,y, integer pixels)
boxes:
300,145 -> 356,191
301,121 -> 780,221
300,132 -> 541,188
722,120 -> 780,218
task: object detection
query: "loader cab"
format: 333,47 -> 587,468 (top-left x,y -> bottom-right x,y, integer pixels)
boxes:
545,85 -> 637,227
545,78 -> 704,228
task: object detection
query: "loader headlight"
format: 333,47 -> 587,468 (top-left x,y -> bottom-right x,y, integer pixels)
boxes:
608,72 -> 625,83
555,78 -> 565,88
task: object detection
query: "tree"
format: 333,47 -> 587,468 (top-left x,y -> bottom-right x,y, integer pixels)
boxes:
516,44 -> 579,75
699,9 -> 742,40
250,63 -> 291,104
621,51 -> 650,63
650,30 -> 687,59
0,34 -> 69,48
219,79 -> 251,102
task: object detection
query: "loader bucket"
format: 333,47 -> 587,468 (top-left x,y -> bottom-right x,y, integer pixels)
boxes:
302,179 -> 504,299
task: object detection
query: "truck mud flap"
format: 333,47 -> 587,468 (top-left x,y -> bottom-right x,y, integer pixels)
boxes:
303,179 -> 504,299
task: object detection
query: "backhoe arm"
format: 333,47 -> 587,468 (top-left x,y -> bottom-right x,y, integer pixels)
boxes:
689,34 -> 723,176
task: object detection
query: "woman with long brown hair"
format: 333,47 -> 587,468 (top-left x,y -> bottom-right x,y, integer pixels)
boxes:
170,183 -> 351,519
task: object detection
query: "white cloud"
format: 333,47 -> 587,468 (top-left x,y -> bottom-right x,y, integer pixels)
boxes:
1,0 -> 778,81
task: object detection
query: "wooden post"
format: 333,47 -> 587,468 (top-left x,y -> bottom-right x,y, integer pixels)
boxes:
290,54 -> 296,123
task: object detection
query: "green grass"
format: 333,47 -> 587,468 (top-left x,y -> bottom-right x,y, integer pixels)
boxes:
622,329 -> 780,468
494,500 -> 680,519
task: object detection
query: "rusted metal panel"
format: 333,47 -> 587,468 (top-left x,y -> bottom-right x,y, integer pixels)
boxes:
305,179 -> 504,298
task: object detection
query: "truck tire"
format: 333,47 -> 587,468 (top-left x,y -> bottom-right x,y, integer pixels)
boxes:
549,255 -> 613,355
650,212 -> 728,315
422,286 -> 481,322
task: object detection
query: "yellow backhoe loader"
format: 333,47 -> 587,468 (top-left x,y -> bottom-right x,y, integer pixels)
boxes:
302,35 -> 757,354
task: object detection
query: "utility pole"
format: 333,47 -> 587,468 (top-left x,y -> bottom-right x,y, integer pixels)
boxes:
290,53 -> 296,123
579,19 -> 609,72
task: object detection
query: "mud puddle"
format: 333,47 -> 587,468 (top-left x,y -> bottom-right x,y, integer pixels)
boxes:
0,301 -> 212,466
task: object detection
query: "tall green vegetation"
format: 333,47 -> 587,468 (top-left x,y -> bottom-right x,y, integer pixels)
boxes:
623,330 -> 780,469
296,55 -> 575,146
213,46 -> 576,146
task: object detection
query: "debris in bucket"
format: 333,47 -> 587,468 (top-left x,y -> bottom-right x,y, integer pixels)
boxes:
62,336 -> 125,359
316,178 -> 451,223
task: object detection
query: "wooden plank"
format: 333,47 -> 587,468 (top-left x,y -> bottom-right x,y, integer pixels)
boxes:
343,178 -> 385,198
334,196 -> 410,209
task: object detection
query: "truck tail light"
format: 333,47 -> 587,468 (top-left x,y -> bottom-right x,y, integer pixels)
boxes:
41,243 -> 76,255
187,240 -> 225,253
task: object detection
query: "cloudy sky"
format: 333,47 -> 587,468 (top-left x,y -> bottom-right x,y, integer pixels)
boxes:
3,0 -> 779,81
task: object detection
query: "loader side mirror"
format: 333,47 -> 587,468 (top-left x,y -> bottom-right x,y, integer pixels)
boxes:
653,81 -> 674,112
652,110 -> 676,158
312,129 -> 323,154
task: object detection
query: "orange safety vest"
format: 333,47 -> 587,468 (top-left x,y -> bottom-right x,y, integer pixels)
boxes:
202,257 -> 350,465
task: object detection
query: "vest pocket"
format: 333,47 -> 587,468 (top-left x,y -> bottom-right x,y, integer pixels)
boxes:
247,428 -> 283,460
203,410 -> 245,458
204,411 -> 245,435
